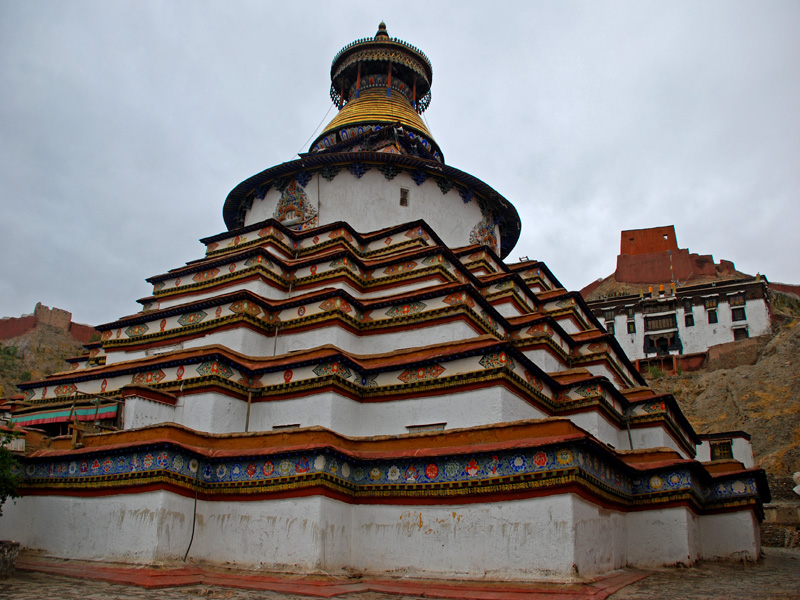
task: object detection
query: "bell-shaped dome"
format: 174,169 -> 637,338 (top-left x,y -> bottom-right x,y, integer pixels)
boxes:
309,23 -> 442,162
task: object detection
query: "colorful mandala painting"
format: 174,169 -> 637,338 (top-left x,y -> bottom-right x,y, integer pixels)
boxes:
397,364 -> 445,383
574,383 -> 602,398
524,371 -> 544,391
192,268 -> 219,283
197,361 -> 234,379
54,383 -> 78,397
132,369 -> 166,385
404,226 -> 430,241
526,323 -> 554,338
329,257 -> 357,271
478,351 -> 515,370
273,181 -> 318,231
469,214 -> 498,254
556,298 -> 574,308
328,228 -> 354,242
312,362 -> 352,379
494,280 -> 515,291
587,342 -> 607,354
229,299 -> 262,317
385,301 -> 426,318
237,375 -> 263,388
319,297 -> 353,313
383,261 -> 417,276
258,226 -> 284,241
642,401 -> 667,414
153,282 -> 165,293
556,449 -> 573,465
480,310 -> 499,331
244,255 -> 274,268
442,292 -> 475,308
125,323 -> 149,337
422,254 -> 451,269
359,373 -> 378,387
177,311 -> 207,327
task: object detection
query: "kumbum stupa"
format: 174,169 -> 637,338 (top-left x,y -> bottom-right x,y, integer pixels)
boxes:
2,24 -> 769,579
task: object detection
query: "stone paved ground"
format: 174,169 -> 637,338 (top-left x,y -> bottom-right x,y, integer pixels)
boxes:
0,548 -> 798,599
606,548 -> 800,600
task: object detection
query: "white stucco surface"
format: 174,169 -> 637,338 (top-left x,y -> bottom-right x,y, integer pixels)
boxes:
244,171 -> 498,255
1,490 -> 758,577
0,492 -> 194,562
698,510 -> 760,560
626,507 -> 699,567
249,387 -> 546,437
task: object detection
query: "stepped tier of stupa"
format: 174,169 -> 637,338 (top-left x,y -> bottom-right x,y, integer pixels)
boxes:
2,24 -> 768,579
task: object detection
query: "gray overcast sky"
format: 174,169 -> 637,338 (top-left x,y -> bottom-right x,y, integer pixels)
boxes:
2,1 -> 798,326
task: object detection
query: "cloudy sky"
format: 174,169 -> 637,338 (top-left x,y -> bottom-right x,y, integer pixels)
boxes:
2,1 -> 798,326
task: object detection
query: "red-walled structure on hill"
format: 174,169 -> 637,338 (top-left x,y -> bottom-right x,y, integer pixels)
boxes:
615,226 -> 737,284
582,225 -> 773,365
0,303 -> 97,344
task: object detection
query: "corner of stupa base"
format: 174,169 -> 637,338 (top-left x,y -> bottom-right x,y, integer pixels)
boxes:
0,489 -> 762,581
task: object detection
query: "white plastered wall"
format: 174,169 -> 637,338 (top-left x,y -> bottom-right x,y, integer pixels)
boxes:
250,387 -> 546,437
244,171 -> 493,253
0,489 -> 761,576
0,491 -> 193,562
698,510 -> 760,561
625,506 -> 699,567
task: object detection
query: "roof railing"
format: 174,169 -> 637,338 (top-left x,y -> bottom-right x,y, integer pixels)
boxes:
331,37 -> 432,72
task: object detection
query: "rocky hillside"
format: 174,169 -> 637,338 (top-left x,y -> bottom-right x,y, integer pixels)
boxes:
0,325 -> 86,399
647,307 -> 800,499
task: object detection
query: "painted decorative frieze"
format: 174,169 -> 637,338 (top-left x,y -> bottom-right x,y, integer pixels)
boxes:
319,297 -> 353,313
385,301 -> 426,318
229,299 -> 262,317
397,364 -> 445,383
132,369 -> 166,385
178,311 -> 208,327
16,441 -> 760,509
197,361 -> 234,379
479,351 -> 515,370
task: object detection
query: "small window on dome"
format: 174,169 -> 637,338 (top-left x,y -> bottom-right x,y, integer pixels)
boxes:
400,188 -> 409,207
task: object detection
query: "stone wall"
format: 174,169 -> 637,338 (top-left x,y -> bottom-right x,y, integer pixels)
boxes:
0,304 -> 97,344
706,335 -> 769,371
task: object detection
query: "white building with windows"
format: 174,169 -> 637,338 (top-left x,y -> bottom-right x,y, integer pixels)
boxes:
588,276 -> 771,362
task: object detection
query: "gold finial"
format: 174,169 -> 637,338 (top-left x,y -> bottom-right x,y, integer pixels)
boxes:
375,22 -> 389,39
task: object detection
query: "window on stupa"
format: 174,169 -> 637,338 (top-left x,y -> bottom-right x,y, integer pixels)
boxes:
627,321 -> 636,334
708,310 -> 718,324
400,188 -> 409,207
710,440 -> 734,460
406,422 -> 445,433
732,307 -> 747,321
685,313 -> 694,327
